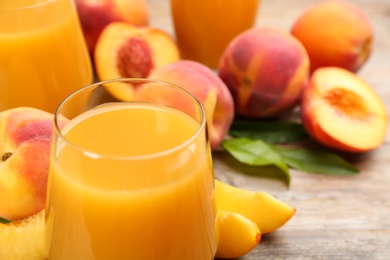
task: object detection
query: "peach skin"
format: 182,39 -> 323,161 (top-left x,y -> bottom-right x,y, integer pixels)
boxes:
0,107 -> 67,221
218,26 -> 310,118
147,60 -> 235,150
291,0 -> 373,73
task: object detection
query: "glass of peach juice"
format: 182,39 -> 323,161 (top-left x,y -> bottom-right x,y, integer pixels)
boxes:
0,0 -> 93,113
45,78 -> 217,259
170,0 -> 260,69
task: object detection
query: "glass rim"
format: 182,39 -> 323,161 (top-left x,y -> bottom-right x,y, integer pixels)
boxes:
53,77 -> 207,161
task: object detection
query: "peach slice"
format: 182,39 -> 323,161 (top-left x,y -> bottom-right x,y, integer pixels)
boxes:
0,210 -> 45,260
94,22 -> 180,101
215,210 -> 261,259
291,0 -> 373,73
75,0 -> 150,54
215,179 -> 296,234
218,26 -> 310,118
301,67 -> 388,152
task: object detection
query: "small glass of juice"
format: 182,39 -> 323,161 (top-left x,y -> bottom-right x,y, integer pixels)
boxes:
46,78 -> 217,259
170,0 -> 260,69
0,0 -> 93,113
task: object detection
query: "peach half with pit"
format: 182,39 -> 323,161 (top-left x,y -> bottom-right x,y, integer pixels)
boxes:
0,107 -> 67,221
301,67 -> 388,153
218,26 -> 310,118
145,60 -> 235,150
291,0 -> 373,73
94,22 -> 181,101
75,0 -> 149,54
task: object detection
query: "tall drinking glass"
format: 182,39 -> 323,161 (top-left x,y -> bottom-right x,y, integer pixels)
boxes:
0,0 -> 93,113
46,78 -> 217,259
171,0 -> 260,69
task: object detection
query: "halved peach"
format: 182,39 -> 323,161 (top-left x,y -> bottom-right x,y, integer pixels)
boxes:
301,67 -> 388,152
215,179 -> 296,234
75,0 -> 150,54
94,22 -> 180,101
215,210 -> 261,259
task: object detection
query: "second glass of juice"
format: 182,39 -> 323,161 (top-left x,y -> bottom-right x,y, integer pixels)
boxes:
46,78 -> 217,259
170,0 -> 260,69
0,0 -> 93,113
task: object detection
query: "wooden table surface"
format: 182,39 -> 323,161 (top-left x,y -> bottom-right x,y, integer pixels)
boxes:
148,0 -> 390,259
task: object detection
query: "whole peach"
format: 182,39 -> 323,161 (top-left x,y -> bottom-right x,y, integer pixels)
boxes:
0,107 -> 67,221
218,26 -> 310,118
301,67 -> 388,153
75,0 -> 149,54
147,60 -> 235,150
291,0 -> 373,73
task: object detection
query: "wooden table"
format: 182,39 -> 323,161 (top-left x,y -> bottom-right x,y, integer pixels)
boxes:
148,0 -> 390,259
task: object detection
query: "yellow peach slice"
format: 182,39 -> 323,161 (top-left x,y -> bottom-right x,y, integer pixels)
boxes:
0,210 -> 45,260
215,210 -> 261,259
215,180 -> 296,234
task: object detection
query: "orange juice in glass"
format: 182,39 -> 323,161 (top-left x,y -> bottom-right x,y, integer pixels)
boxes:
46,78 -> 217,259
0,0 -> 93,113
170,0 -> 260,69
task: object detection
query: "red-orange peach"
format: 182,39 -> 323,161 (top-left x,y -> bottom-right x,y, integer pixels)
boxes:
301,67 -> 388,153
218,26 -> 310,118
0,107 -> 67,221
147,60 -> 235,150
291,0 -> 373,73
75,0 -> 149,54
94,22 -> 180,101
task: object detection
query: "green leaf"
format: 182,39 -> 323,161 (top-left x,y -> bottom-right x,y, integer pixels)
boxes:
273,146 -> 359,175
0,217 -> 10,224
222,138 -> 291,183
229,120 -> 309,144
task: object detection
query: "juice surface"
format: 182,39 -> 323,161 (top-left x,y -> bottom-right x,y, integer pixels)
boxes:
0,0 -> 92,113
171,0 -> 259,68
46,103 -> 217,260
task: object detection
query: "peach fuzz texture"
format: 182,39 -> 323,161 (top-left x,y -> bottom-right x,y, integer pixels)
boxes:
219,26 -> 310,118
0,107 -> 67,220
291,0 -> 373,73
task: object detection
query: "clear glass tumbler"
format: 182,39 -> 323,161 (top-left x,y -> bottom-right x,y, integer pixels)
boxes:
46,78 -> 217,259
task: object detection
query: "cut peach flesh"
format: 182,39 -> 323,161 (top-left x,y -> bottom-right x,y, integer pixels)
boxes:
310,69 -> 388,150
